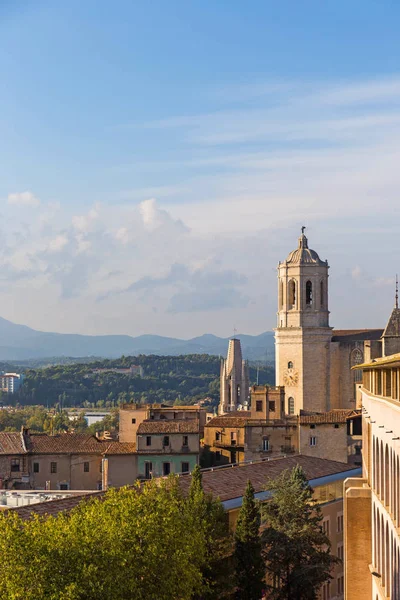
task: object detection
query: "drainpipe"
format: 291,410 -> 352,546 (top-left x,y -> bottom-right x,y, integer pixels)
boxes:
102,458 -> 109,491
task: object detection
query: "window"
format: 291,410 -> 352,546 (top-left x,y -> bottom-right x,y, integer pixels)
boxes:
337,575 -> 344,595
230,451 -> 237,464
306,280 -> 313,305
322,517 -> 330,536
322,581 -> 331,600
162,462 -> 171,476
256,400 -> 263,412
287,361 -> 294,369
51,462 -> 57,474
334,423 -> 339,429
310,424 -> 316,429
337,513 -> 343,533
146,436 -> 151,447
355,446 -> 361,455
59,483 -> 69,491
84,462 -> 90,473
269,401 -> 276,412
288,397 -> 295,415
230,432 -> 237,445
215,431 -> 221,441
320,280 -> 324,307
163,436 -> 170,447
131,418 -> 136,424
182,435 -> 188,447
262,438 -> 270,452
310,436 -> 317,447
33,462 -> 39,473
288,280 -> 296,307
215,451 -> 221,461
181,462 -> 190,474
11,458 -> 20,472
145,461 -> 152,479
337,544 -> 344,561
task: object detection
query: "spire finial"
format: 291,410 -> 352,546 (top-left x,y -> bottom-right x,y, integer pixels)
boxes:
301,225 -> 306,234
396,274 -> 398,309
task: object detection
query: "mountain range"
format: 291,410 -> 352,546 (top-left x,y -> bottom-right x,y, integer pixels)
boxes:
0,317 -> 275,362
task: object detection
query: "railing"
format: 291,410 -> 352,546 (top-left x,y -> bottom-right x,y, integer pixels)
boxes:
213,440 -> 244,449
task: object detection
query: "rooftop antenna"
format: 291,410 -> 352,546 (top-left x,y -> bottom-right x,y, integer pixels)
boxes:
396,274 -> 399,309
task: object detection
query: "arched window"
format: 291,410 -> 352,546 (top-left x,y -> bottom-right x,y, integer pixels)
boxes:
351,348 -> 364,383
288,280 -> 296,308
279,280 -> 283,308
288,397 -> 295,415
306,280 -> 313,305
320,280 -> 324,307
288,361 -> 294,369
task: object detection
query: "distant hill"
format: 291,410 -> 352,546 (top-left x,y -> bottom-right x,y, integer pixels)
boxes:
0,317 -> 275,362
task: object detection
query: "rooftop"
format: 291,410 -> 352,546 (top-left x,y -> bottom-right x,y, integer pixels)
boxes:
284,232 -> 326,266
331,329 -> 383,342
137,419 -> 199,434
205,412 -> 250,428
299,409 -> 361,424
355,352 -> 400,370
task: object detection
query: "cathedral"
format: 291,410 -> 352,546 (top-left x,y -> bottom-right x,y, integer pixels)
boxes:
218,228 -> 400,417
275,228 -> 400,415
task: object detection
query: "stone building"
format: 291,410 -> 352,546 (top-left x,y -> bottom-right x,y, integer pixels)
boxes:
275,229 -> 394,415
219,338 -> 249,414
344,351 -> 400,600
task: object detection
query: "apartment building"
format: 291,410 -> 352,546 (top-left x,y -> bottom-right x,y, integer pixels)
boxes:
344,351 -> 400,599
0,373 -> 24,393
136,419 -> 199,478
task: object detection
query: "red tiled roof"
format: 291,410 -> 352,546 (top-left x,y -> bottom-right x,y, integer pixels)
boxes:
27,433 -> 107,454
178,455 -> 355,502
11,491 -> 104,520
205,413 -> 250,428
299,410 -> 361,424
0,432 -> 25,455
103,441 -> 136,455
137,420 -> 199,434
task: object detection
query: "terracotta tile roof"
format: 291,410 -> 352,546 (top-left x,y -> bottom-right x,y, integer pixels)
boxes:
178,455 -> 356,502
299,410 -> 361,424
205,413 -> 250,428
26,433 -> 106,454
11,491 -> 104,520
0,432 -> 25,455
331,329 -> 383,342
137,420 -> 199,434
103,441 -> 136,455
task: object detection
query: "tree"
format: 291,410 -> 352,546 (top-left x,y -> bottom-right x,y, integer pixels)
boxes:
262,466 -> 339,600
188,465 -> 234,599
233,480 -> 265,600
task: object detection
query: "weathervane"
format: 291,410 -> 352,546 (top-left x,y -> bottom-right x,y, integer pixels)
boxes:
301,225 -> 306,234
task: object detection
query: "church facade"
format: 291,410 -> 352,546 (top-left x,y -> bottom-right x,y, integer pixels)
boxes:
275,229 -> 395,415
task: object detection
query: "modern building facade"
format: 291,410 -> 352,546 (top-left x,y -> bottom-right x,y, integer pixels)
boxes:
344,351 -> 400,600
0,373 -> 24,393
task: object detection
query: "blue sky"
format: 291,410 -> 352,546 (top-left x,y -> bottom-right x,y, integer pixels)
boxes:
0,1 -> 399,337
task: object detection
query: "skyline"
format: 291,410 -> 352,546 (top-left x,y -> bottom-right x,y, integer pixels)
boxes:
1,1 -> 400,337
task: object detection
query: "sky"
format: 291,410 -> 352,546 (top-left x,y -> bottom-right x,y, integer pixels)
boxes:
0,0 -> 400,338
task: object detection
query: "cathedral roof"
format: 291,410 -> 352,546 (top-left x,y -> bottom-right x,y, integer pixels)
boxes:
284,232 -> 327,266
331,329 -> 384,342
382,307 -> 400,338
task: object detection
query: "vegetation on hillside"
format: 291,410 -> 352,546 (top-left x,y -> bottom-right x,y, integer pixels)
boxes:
2,355 -> 274,410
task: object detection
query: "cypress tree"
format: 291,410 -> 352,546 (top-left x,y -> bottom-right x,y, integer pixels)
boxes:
233,480 -> 265,600
262,465 -> 339,600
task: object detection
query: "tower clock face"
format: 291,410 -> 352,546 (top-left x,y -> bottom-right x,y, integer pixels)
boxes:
283,368 -> 299,386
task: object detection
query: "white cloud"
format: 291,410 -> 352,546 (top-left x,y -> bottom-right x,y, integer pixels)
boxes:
47,234 -> 69,253
7,191 -> 40,207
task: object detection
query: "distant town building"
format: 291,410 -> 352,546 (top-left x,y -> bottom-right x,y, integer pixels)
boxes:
90,364 -> 144,377
219,338 -> 249,414
0,373 -> 24,394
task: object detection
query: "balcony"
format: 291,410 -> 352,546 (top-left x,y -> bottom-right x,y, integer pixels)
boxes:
280,445 -> 296,454
214,440 -> 244,450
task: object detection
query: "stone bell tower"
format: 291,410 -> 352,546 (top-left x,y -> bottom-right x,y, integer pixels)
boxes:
275,228 -> 332,414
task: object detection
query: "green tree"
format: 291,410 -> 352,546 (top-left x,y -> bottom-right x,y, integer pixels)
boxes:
262,466 -> 339,600
189,465 -> 234,599
233,480 -> 265,600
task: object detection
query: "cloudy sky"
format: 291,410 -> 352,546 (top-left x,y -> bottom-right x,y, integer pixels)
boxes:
0,1 -> 399,338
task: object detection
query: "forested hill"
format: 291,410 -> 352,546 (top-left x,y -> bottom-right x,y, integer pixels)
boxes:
13,355 -> 275,410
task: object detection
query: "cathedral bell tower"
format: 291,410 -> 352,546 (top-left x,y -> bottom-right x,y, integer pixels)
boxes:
275,228 -> 332,414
